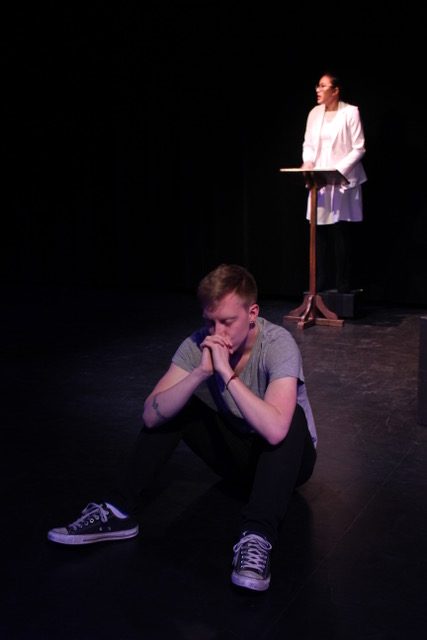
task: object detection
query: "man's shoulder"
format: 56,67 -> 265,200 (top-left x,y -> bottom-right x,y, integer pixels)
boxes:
175,328 -> 206,355
185,326 -> 208,344
259,318 -> 297,345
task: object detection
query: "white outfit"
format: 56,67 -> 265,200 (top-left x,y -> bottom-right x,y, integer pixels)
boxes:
302,101 -> 367,225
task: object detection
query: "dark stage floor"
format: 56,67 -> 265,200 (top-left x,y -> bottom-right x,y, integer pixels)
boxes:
2,285 -> 427,639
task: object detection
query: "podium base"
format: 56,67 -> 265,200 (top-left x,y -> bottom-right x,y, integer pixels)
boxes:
283,293 -> 344,330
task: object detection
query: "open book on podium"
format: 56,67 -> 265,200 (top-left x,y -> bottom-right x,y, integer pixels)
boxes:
279,167 -> 349,329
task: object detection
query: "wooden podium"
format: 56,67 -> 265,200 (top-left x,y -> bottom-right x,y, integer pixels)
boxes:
280,168 -> 349,330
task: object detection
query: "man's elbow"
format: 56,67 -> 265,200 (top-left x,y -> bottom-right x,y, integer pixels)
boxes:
267,426 -> 290,447
142,403 -> 156,429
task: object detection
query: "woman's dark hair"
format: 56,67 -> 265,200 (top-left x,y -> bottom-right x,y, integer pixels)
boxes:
325,71 -> 341,87
320,70 -> 345,99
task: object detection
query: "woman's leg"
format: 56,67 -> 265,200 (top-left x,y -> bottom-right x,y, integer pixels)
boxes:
334,221 -> 352,292
316,224 -> 333,291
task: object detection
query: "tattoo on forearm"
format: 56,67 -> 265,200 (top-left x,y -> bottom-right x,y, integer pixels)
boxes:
152,395 -> 167,421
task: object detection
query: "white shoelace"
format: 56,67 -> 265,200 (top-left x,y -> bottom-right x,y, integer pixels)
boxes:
69,502 -> 109,531
233,533 -> 272,573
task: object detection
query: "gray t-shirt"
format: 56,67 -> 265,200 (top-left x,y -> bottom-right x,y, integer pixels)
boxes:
172,317 -> 317,447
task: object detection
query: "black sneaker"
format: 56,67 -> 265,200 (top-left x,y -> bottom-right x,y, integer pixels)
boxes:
231,531 -> 272,591
47,502 -> 139,545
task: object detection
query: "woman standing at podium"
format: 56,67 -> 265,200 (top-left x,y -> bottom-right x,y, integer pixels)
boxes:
301,72 -> 367,293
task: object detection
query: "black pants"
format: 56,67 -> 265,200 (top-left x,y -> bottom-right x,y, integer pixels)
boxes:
110,397 -> 316,545
316,221 -> 354,292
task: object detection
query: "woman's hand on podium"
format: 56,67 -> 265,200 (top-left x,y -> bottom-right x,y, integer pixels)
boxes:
301,162 -> 315,188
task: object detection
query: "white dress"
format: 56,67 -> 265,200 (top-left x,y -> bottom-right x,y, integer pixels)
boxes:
307,111 -> 364,226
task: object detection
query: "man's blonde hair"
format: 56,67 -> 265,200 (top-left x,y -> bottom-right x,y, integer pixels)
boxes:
197,264 -> 258,310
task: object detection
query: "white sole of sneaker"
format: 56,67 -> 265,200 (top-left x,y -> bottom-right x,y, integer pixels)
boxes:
231,570 -> 270,591
47,526 -> 139,545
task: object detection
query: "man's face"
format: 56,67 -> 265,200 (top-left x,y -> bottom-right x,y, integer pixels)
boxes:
203,291 -> 258,354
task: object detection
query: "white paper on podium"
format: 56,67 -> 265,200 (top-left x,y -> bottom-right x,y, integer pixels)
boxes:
279,167 -> 349,186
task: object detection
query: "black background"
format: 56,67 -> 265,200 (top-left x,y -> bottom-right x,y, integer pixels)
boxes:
4,2 -> 426,303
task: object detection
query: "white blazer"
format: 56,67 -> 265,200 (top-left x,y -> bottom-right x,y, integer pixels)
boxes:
302,101 -> 367,189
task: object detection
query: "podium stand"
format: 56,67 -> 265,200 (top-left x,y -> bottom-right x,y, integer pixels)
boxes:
279,168 -> 349,330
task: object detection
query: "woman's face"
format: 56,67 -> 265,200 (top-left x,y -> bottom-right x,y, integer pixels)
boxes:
315,75 -> 339,108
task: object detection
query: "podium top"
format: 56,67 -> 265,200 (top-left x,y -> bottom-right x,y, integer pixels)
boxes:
280,167 -> 349,187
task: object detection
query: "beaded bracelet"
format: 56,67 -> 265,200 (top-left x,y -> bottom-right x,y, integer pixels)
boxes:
225,373 -> 238,390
